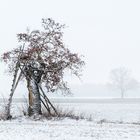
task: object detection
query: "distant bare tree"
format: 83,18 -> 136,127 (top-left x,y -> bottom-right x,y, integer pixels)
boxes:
109,67 -> 139,98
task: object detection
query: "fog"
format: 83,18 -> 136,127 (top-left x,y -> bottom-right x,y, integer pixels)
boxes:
0,0 -> 140,97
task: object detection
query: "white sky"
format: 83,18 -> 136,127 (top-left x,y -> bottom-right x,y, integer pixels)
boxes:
0,0 -> 140,92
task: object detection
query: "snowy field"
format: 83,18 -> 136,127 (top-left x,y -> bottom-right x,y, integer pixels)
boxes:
0,119 -> 140,140
0,99 -> 140,140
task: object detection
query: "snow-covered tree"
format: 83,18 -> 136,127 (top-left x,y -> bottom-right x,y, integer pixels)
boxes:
1,18 -> 85,118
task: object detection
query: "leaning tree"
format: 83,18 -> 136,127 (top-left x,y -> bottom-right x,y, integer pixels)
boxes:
1,18 -> 84,119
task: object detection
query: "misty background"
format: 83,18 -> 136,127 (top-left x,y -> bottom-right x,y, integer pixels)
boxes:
0,0 -> 140,98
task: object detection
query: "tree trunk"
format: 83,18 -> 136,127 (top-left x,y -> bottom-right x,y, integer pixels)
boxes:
27,77 -> 42,116
121,89 -> 124,98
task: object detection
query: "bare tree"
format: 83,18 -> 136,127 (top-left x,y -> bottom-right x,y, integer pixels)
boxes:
1,18 -> 85,119
109,67 -> 139,98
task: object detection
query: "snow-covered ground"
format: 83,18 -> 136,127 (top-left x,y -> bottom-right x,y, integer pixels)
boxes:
56,103 -> 140,123
0,118 -> 140,140
0,100 -> 140,140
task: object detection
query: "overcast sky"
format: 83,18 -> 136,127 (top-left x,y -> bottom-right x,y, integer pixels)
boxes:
0,0 -> 140,96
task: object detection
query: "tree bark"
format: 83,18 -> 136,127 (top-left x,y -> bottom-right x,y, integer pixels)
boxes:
27,77 -> 42,116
